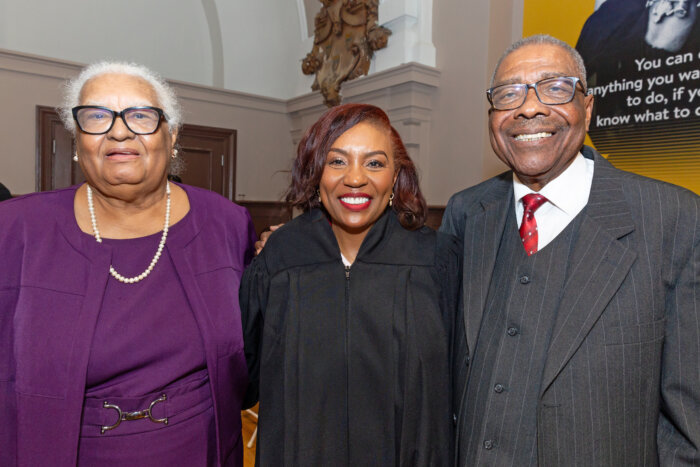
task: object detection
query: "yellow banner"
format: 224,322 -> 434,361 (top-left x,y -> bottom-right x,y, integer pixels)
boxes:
523,0 -> 700,194
523,1 -> 595,46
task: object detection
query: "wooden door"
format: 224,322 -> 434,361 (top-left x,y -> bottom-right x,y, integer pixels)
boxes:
36,106 -> 84,191
177,124 -> 236,200
36,107 -> 236,200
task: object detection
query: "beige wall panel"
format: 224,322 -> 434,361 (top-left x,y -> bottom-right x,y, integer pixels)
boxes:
428,0 -> 519,203
0,50 -> 292,200
174,91 -> 292,201
0,56 -> 73,194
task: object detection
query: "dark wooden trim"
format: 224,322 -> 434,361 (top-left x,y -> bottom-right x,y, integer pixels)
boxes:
36,105 -> 58,192
36,105 -> 83,191
237,200 -> 293,238
179,123 -> 237,201
426,205 -> 446,231
237,200 -> 291,211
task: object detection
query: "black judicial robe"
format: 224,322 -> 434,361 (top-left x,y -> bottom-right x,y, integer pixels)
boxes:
241,208 -> 461,466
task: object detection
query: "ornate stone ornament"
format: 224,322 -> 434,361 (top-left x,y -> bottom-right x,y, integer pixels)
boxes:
302,0 -> 391,107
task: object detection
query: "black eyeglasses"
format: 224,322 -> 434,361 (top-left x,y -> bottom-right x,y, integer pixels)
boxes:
72,106 -> 167,135
486,76 -> 587,111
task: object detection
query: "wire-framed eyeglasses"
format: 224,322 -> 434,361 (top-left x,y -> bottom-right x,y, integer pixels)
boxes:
486,76 -> 587,111
72,106 -> 167,135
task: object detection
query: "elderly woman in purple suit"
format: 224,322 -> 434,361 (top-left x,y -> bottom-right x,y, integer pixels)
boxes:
0,62 -> 256,466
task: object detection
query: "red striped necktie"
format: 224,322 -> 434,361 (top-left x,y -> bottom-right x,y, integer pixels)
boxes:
519,193 -> 548,256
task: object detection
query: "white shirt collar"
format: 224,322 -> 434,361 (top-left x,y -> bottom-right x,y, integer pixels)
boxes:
512,152 -> 593,215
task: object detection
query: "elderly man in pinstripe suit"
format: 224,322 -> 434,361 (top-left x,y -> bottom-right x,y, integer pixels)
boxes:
442,34 -> 699,466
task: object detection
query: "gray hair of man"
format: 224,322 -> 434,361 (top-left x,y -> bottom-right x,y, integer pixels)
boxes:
58,61 -> 182,137
490,34 -> 588,91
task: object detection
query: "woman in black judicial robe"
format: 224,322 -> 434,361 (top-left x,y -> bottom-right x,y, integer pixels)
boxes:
241,104 -> 462,466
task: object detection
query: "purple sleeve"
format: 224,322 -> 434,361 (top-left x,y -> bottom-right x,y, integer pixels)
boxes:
241,208 -> 257,267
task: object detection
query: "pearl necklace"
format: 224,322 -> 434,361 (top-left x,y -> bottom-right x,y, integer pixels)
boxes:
86,183 -> 171,284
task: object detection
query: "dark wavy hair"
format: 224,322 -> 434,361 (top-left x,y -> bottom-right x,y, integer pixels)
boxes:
286,103 -> 427,230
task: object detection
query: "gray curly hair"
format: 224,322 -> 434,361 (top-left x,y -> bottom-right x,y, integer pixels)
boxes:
58,61 -> 182,136
491,34 -> 588,90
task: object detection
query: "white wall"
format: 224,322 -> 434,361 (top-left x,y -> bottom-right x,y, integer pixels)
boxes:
0,54 -> 70,195
0,0 -> 214,87
0,0 -> 311,99
216,0 -> 305,98
0,0 -> 444,100
375,0 -> 436,70
425,0 -> 522,203
174,83 -> 293,202
0,0 -> 525,203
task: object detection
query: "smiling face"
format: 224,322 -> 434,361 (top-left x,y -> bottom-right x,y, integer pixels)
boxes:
76,73 -> 176,198
319,121 -> 397,237
489,43 -> 594,190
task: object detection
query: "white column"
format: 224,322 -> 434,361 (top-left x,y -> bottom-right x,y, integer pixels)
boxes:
374,0 -> 436,70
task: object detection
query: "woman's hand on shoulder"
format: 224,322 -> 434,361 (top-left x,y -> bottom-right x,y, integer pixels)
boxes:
255,223 -> 284,255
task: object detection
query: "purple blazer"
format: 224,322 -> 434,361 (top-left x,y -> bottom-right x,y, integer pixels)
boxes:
0,184 -> 256,466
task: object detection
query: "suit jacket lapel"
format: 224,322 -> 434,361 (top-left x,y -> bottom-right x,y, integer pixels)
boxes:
541,151 -> 637,393
463,177 -> 512,352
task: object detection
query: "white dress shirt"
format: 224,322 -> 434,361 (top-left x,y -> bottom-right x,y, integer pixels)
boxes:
512,152 -> 594,251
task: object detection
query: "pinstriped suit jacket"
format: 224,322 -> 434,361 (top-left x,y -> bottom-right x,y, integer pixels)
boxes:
441,146 -> 699,466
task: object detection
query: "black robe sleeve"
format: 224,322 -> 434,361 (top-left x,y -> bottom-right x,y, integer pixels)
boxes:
240,253 -> 269,409
435,232 -> 463,331
436,232 -> 467,441
0,182 -> 11,201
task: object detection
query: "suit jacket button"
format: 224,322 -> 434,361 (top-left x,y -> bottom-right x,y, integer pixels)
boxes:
507,327 -> 519,336
494,383 -> 505,393
519,275 -> 530,284
483,439 -> 494,450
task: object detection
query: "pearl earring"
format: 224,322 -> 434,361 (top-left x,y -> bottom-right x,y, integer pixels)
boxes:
389,192 -> 394,207
73,153 -> 79,162
172,148 -> 178,159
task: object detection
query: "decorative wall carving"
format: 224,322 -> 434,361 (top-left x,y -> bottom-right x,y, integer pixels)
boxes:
302,0 -> 391,106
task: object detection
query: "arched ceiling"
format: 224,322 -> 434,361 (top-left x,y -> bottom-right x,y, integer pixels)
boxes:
0,0 -> 313,98
0,0 -> 429,100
